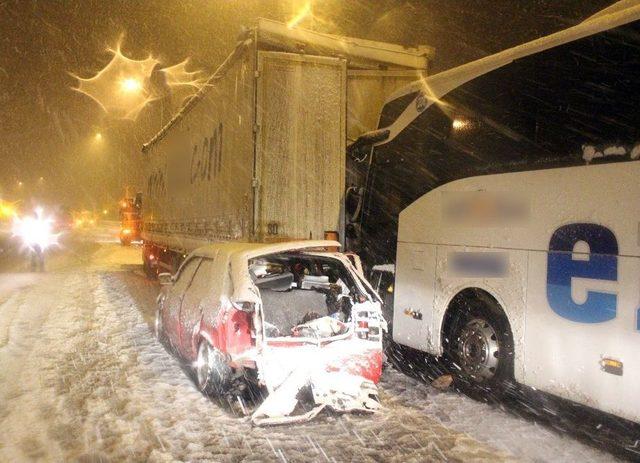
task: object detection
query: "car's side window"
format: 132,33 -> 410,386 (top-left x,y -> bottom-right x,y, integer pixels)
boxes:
173,257 -> 201,295
185,258 -> 215,302
201,251 -> 230,326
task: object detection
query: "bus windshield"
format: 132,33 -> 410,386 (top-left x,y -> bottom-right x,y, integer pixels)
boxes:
356,18 -> 640,265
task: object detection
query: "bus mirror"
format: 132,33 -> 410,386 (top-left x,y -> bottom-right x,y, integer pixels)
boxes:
347,129 -> 390,160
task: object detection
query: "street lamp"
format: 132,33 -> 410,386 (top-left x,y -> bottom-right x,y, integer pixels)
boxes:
95,132 -> 103,142
120,77 -> 142,94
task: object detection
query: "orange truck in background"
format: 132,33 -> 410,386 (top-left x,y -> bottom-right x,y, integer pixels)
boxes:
119,193 -> 142,245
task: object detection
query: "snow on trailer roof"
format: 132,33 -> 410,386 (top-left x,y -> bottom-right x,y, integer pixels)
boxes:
256,18 -> 433,70
365,0 -> 640,147
142,19 -> 433,153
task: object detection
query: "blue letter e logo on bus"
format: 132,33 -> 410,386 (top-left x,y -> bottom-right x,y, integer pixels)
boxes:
546,223 -> 618,323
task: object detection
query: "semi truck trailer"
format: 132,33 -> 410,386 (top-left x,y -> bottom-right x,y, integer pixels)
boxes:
141,18 -> 432,276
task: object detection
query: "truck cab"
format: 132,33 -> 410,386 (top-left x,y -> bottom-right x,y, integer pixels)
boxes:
119,194 -> 142,246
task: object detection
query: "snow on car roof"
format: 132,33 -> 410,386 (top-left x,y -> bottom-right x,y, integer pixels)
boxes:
372,1 -> 640,147
190,240 -> 341,305
191,240 -> 341,260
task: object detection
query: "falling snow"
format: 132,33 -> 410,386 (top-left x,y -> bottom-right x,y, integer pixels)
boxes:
0,234 -> 625,462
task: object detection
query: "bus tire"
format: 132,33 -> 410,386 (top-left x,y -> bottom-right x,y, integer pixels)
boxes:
444,292 -> 514,390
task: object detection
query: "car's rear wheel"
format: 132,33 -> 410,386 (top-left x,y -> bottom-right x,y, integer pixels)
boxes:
196,340 -> 232,397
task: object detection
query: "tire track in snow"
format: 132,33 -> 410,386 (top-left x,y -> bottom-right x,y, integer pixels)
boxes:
72,270 -> 514,462
0,271 -> 93,461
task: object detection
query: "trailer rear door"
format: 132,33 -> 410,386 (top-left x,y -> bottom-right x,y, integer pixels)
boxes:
255,52 -> 346,242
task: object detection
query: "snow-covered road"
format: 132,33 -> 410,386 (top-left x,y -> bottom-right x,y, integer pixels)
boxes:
0,240 -> 631,462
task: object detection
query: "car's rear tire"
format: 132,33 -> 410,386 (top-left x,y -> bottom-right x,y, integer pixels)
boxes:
196,340 -> 232,397
445,294 -> 514,389
155,307 -> 165,344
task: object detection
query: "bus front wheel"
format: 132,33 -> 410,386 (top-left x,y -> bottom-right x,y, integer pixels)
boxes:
444,293 -> 514,388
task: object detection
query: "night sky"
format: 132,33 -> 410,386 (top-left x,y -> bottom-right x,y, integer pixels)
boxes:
0,0 -> 611,210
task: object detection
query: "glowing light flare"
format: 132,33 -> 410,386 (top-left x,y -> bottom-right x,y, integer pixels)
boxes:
72,46 -> 157,120
12,207 -> 60,251
120,77 -> 142,93
452,117 -> 472,131
0,200 -> 18,219
157,59 -> 206,91
72,40 -> 207,120
287,2 -> 312,29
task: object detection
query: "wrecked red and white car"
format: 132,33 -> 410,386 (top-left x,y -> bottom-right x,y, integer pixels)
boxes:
155,240 -> 386,425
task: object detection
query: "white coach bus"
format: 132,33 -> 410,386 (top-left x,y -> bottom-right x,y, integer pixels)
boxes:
355,1 -> 640,423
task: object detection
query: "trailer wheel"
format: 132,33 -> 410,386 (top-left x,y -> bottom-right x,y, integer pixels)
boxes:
143,257 -> 154,279
196,340 -> 232,397
143,246 -> 157,279
444,291 -> 513,388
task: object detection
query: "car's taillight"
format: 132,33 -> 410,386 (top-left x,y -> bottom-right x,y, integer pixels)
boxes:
355,310 -> 382,341
356,319 -> 369,339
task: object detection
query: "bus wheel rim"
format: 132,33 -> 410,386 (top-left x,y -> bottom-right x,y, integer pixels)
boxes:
458,318 -> 500,381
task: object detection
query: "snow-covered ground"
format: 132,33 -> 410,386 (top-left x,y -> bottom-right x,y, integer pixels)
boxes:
0,239 -> 632,462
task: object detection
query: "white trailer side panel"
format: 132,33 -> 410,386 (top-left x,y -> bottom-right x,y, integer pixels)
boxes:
143,46 -> 255,245
255,52 -> 346,241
